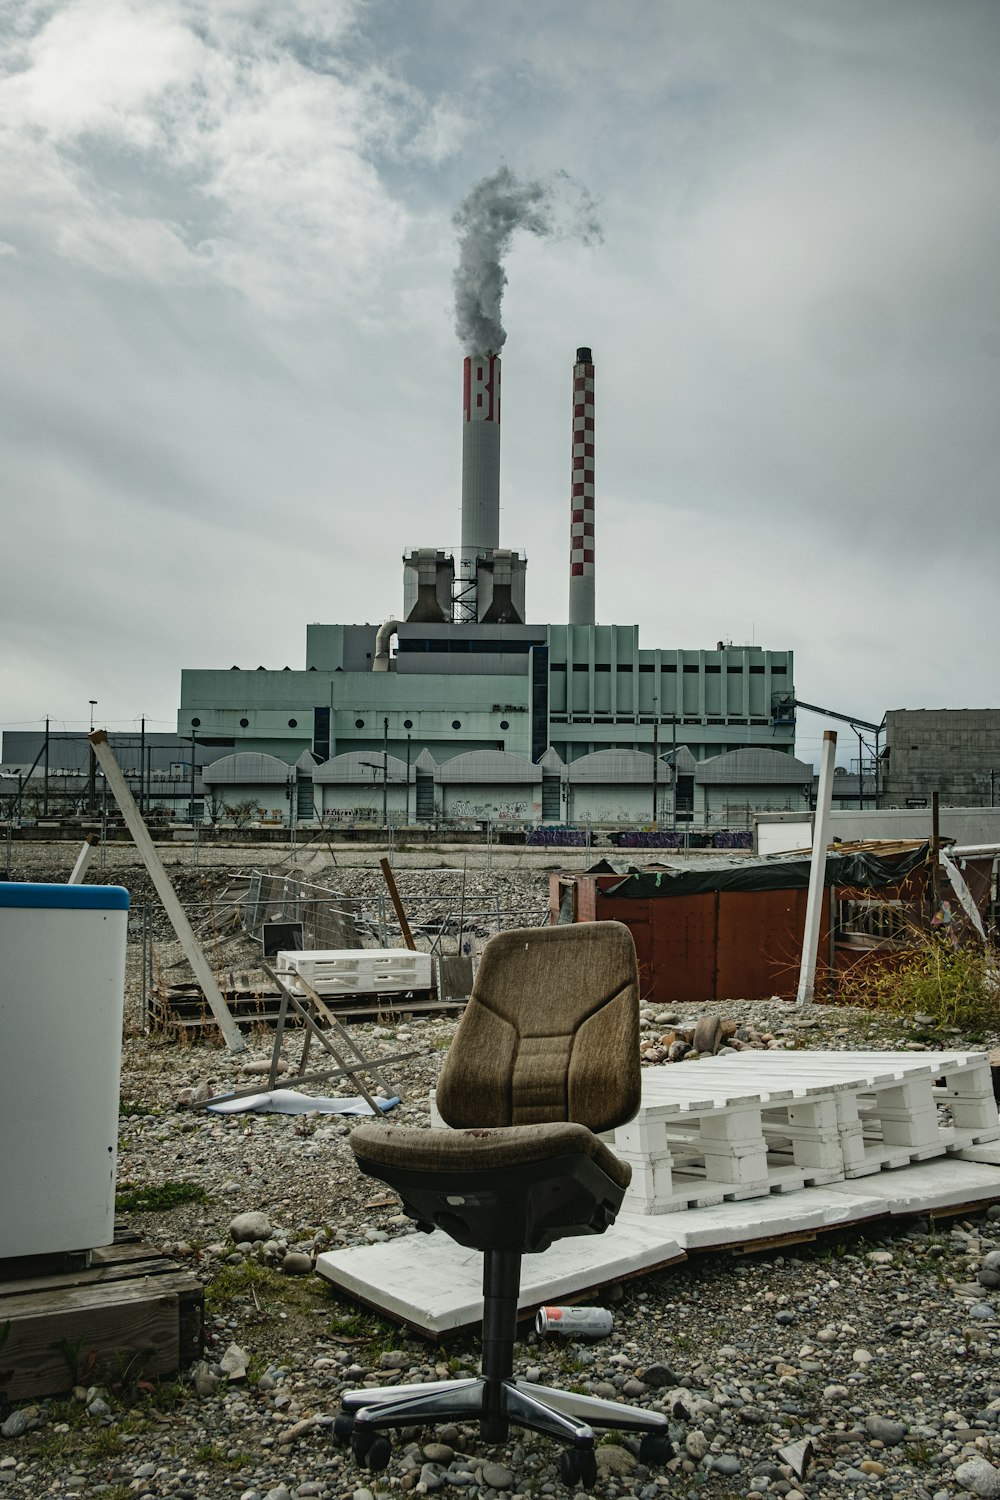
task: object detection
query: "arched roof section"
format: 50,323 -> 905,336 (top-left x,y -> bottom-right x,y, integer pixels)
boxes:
696,748 -> 813,785
566,748 -> 656,784
436,750 -> 539,785
203,753 -> 291,786
312,751 -> 411,785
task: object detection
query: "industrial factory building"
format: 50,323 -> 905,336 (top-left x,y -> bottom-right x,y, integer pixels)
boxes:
179,348 -> 799,829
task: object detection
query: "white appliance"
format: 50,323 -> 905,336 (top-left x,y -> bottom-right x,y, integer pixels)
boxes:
0,882 -> 129,1258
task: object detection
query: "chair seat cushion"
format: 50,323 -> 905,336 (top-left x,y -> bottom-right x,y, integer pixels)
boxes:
350,1120 -> 631,1191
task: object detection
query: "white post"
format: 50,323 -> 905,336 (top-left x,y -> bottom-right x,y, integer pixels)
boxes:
67,835 -> 98,885
796,729 -> 837,1007
89,731 -> 246,1052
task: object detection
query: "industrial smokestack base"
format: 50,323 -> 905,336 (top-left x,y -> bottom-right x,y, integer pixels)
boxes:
568,346 -> 595,626
459,354 -> 501,620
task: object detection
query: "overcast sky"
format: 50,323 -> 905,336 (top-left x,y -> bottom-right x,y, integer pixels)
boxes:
3,0 -> 998,766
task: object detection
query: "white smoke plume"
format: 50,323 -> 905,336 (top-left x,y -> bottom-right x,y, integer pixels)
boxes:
453,166 -> 601,354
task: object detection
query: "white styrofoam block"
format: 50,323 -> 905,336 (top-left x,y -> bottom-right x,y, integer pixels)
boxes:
316,1219 -> 685,1336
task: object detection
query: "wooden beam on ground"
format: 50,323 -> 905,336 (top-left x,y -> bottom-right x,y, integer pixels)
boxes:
379,857 -> 416,951
67,834 -> 98,884
89,730 -> 246,1053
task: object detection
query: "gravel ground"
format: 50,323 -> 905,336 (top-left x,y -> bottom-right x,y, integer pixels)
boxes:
3,843 -> 1000,1500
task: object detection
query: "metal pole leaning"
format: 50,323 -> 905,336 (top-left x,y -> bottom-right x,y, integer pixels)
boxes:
89,730 -> 246,1053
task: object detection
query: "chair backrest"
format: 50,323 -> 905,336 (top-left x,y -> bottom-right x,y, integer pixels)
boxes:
435,921 -> 641,1136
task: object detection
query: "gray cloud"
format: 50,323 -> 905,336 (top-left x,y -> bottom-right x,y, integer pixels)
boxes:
2,0 -> 999,749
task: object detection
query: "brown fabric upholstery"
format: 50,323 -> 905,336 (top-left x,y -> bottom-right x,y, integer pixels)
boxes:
350,1119 -> 632,1190
435,921 -> 641,1135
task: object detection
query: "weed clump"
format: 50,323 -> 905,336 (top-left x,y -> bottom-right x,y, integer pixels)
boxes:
840,932 -> 999,1035
115,1180 -> 209,1213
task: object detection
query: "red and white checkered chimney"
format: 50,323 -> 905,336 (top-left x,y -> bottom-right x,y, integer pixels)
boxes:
568,346 -> 595,625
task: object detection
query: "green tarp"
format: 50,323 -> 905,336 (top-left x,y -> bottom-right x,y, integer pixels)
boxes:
603,843 -> 930,900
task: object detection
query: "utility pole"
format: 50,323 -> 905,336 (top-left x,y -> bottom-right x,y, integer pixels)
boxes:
671,715 -> 678,831
189,734 -> 196,824
405,733 -> 411,825
87,701 -> 98,813
652,713 -> 659,830
382,717 -> 389,830
139,716 -> 146,817
43,716 -> 49,817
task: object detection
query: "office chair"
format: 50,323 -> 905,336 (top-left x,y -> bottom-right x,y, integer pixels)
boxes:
335,922 -> 672,1488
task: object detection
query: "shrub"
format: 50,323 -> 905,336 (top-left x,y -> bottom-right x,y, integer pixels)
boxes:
840,932 -> 999,1034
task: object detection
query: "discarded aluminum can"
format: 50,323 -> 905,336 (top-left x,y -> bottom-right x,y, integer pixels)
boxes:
535,1305 -> 613,1339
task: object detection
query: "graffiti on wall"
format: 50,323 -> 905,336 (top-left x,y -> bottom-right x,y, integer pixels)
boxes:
321,807 -> 379,824
450,799 -> 529,821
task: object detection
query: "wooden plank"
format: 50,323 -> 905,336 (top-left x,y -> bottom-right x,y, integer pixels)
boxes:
0,1255 -> 181,1300
0,1281 -> 184,1401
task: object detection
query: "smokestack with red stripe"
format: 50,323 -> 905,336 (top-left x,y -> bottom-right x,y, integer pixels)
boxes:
460,353 -> 501,604
568,346 -> 595,625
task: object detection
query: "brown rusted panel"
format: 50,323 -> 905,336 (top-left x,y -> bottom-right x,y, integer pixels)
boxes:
593,892 -> 717,1004
716,889 -> 816,1000
576,879 -> 599,922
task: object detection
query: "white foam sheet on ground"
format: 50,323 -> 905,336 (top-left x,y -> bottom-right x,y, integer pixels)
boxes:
317,1217 -> 685,1336
207,1090 -> 400,1116
316,1157 -> 1000,1336
823,1158 -> 1000,1216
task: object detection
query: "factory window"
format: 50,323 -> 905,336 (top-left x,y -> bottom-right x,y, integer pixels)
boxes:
239,717 -> 249,728
530,645 -> 549,763
355,719 -> 365,728
749,665 -> 765,674
551,662 -> 567,671
594,663 -> 611,672
403,719 -> 413,729
191,717 -> 201,727
499,719 -> 510,730
705,665 -> 721,673
683,665 -> 699,674
772,665 -> 787,674
452,720 -> 462,729
727,666 -> 744,674
288,719 -> 297,728
313,707 -> 330,762
572,663 -> 589,672
639,664 -> 654,673
661,664 -> 677,672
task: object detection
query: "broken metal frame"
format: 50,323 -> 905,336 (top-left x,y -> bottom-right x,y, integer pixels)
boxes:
197,960 -> 419,1113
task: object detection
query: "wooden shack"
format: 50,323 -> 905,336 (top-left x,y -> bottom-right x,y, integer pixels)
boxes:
549,842 -> 941,1004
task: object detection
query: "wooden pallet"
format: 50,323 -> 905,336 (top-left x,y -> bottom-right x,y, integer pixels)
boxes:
614,1051 -> 1000,1214
152,982 -> 463,1035
0,1229 -> 204,1401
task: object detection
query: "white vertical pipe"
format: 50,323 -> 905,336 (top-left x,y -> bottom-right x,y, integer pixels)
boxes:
796,729 -> 837,1006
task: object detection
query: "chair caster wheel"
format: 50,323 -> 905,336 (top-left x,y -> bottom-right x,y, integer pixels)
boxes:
559,1446 -> 597,1489
365,1435 -> 393,1471
333,1412 -> 355,1445
638,1432 -> 673,1465
352,1426 -> 391,1471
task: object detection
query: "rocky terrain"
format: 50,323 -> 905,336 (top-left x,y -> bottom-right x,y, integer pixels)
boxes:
2,842 -> 1000,1500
